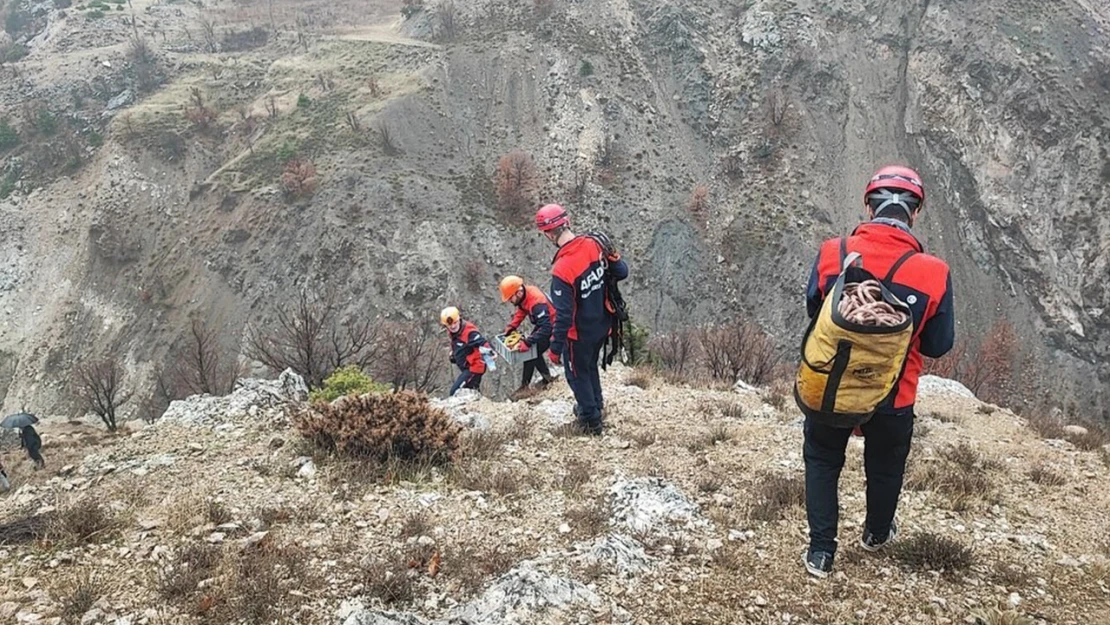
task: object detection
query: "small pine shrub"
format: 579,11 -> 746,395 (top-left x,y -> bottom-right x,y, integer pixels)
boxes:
294,391 -> 461,467
309,365 -> 388,403
579,59 -> 594,77
297,93 -> 312,108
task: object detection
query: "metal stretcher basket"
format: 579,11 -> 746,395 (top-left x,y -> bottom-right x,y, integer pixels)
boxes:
493,333 -> 538,365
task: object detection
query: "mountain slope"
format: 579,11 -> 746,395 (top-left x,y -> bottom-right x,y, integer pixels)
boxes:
0,367 -> 1108,624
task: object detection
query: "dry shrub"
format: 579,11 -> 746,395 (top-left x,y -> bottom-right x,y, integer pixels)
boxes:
0,510 -> 53,545
374,320 -> 444,393
564,499 -> 608,537
711,545 -> 747,571
630,431 -> 657,449
494,149 -> 540,223
698,475 -> 724,494
533,0 -> 554,19
748,474 -> 805,521
923,319 -> 1021,406
892,532 -> 974,576
185,87 -> 218,131
1066,423 -> 1109,451
686,184 -> 709,227
1028,463 -> 1066,486
697,320 -> 780,385
506,414 -> 534,441
280,157 -> 318,198
218,541 -> 319,623
462,259 -> 484,293
294,391 -> 461,467
155,542 -> 223,601
625,367 -> 654,390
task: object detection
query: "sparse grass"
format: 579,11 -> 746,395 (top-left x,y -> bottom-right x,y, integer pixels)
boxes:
748,474 -> 805,521
970,606 -> 1035,625
977,404 -> 997,415
914,423 -> 932,439
625,367 -> 654,390
460,429 -> 509,460
687,423 -> 732,453
55,570 -> 104,624
710,545 -> 747,571
560,458 -> 593,494
363,554 -> 415,604
206,500 -> 233,525
992,561 -> 1033,588
448,542 -> 523,594
722,402 -> 746,420
506,414 -> 533,441
891,532 -> 974,576
51,498 -> 121,545
565,499 -> 608,537
630,431 -> 657,448
399,511 -> 432,540
906,446 -> 999,512
154,542 -> 223,601
698,475 -> 724,494
1028,463 -> 1067,486
451,463 -> 522,496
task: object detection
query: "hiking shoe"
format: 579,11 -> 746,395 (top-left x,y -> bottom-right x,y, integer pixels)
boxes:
803,550 -> 834,578
860,519 -> 898,552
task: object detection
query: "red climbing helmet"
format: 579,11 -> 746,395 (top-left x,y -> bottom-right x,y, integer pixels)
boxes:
535,204 -> 569,232
864,165 -> 925,206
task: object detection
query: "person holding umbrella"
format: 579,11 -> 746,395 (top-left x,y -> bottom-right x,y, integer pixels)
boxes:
2,411 -> 44,471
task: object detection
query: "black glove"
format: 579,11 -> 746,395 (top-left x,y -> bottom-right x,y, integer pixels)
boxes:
448,354 -> 456,364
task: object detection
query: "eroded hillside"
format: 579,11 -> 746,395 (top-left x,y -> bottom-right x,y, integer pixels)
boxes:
0,0 -> 1107,416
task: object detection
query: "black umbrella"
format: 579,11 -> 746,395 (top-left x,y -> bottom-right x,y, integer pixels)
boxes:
1,412 -> 39,429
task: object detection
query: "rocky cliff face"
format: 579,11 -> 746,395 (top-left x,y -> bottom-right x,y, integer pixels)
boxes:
0,0 -> 1107,416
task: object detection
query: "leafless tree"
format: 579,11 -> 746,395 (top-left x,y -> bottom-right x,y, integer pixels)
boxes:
74,355 -> 133,431
650,330 -> 697,376
697,320 -> 780,385
198,16 -> 219,53
436,0 -> 457,41
169,319 -> 244,396
245,289 -> 384,388
374,320 -> 443,393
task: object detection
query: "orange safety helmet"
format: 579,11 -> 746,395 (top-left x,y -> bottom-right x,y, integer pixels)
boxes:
499,275 -> 524,302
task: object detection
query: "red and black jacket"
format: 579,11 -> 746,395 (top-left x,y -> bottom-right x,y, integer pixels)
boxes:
506,285 -> 555,348
448,321 -> 489,374
805,220 -> 955,412
550,235 -> 630,357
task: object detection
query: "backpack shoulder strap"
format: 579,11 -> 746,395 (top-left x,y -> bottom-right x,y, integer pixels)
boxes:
838,236 -> 847,265
883,250 -> 917,283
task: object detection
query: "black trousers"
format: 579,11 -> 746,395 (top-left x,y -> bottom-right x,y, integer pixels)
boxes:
564,338 -> 604,428
449,370 -> 482,396
521,338 -> 552,386
803,411 -> 914,555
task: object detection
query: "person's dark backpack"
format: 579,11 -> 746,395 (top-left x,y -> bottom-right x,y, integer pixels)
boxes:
584,232 -> 629,370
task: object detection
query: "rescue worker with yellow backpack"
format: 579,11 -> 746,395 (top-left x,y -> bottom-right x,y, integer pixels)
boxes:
796,165 -> 955,578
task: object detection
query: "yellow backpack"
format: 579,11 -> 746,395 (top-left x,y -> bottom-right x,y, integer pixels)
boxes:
794,240 -> 916,428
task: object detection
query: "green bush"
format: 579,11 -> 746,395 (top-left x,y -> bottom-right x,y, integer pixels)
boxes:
309,365 -> 389,403
0,118 -> 18,150
579,60 -> 594,77
624,321 -> 653,367
296,93 -> 312,108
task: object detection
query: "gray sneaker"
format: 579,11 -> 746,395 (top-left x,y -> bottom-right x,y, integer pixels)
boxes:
860,519 -> 898,552
803,550 -> 834,578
